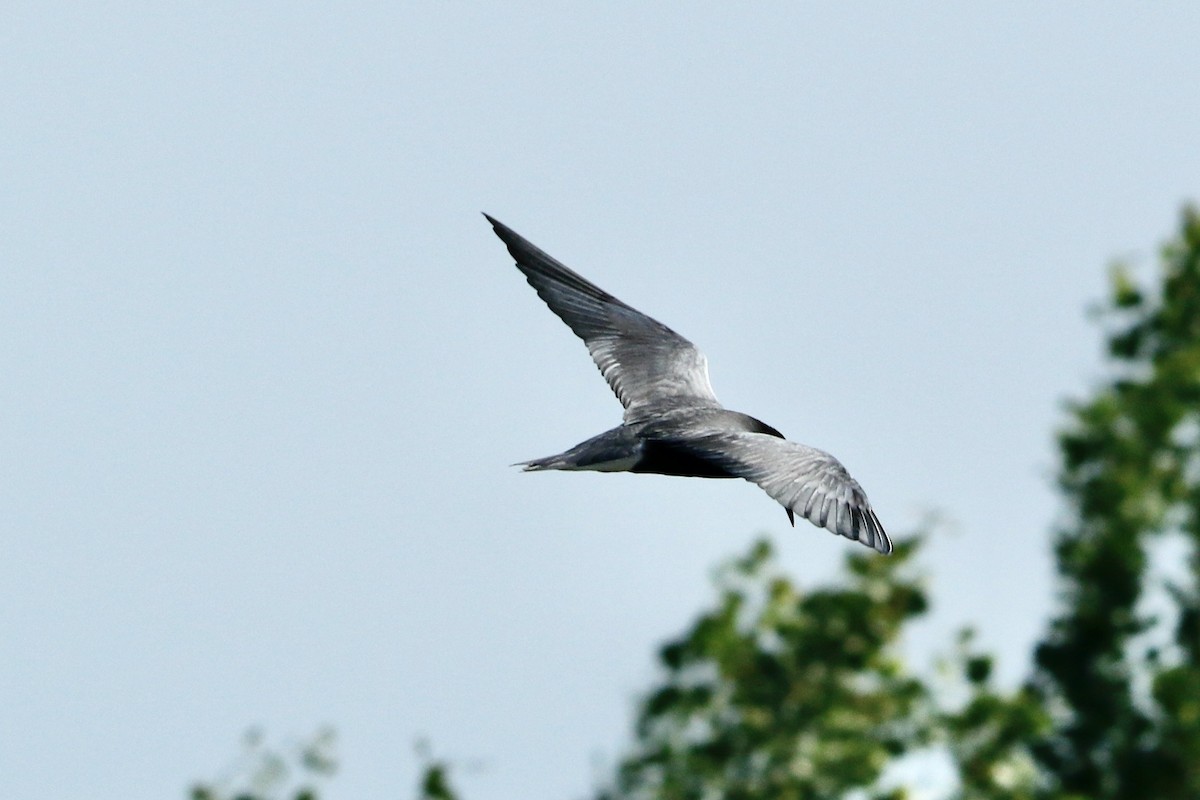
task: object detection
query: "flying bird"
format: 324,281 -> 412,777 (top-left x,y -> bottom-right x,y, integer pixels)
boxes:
487,215 -> 891,554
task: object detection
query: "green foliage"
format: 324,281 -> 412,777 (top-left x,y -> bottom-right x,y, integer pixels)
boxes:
189,731 -> 469,800
595,537 -> 931,800
1029,206 -> 1200,799
189,728 -> 336,800
939,629 -> 1049,800
413,741 -> 463,800
417,761 -> 461,800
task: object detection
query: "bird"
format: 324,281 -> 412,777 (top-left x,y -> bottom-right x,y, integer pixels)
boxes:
486,214 -> 891,554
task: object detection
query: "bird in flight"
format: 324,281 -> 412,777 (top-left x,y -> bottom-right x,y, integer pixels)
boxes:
486,215 -> 891,554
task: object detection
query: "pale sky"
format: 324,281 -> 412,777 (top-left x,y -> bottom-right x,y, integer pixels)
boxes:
4,4 -> 1200,799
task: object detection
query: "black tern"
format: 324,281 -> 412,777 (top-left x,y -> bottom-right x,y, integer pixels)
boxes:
487,215 -> 891,554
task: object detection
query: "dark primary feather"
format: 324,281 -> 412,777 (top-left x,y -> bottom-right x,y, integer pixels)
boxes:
485,214 -> 719,419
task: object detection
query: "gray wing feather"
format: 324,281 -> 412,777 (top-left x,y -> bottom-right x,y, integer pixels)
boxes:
689,432 -> 891,554
486,215 -> 719,418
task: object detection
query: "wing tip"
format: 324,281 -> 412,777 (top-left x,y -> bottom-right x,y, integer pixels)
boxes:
482,212 -> 509,237
865,510 -> 893,555
793,501 -> 891,555
483,214 -> 549,270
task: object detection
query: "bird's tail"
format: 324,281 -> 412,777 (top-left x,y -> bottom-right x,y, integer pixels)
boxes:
512,427 -> 640,473
512,455 -> 569,471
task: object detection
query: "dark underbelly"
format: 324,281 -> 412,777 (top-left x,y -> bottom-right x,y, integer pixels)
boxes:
631,440 -> 736,479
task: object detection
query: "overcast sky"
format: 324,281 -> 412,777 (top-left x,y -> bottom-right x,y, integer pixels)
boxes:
4,4 -> 1200,799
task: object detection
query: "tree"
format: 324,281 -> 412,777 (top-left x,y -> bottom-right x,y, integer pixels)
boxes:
598,537 -> 930,800
1028,205 -> 1200,798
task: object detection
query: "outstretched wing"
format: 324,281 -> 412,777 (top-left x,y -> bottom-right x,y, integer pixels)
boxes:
486,215 -> 719,418
687,431 -> 891,554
